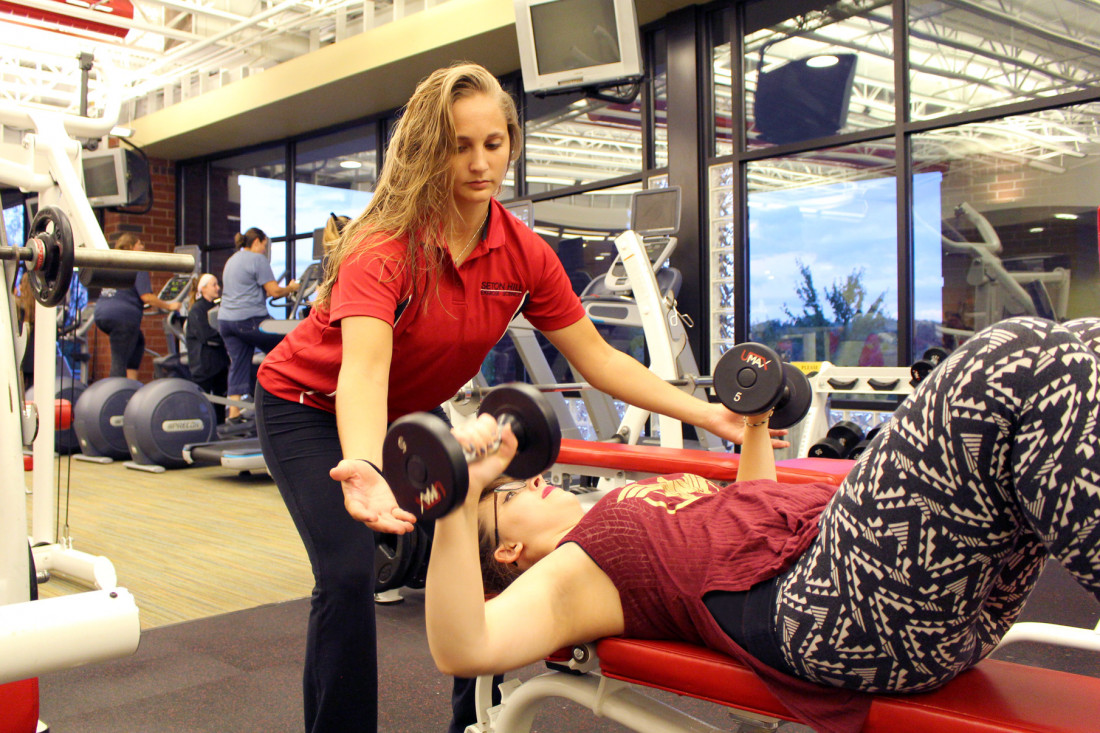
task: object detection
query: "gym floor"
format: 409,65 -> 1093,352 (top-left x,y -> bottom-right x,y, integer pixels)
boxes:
26,458 -> 1100,732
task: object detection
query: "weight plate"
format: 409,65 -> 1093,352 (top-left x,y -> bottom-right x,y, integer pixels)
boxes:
713,342 -> 785,415
383,413 -> 467,521
374,531 -> 414,592
27,207 -> 74,307
480,383 -> 561,479
770,363 -> 813,430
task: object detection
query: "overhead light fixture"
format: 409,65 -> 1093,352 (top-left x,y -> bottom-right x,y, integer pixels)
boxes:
339,160 -> 362,169
1029,227 -> 1044,233
1053,212 -> 1078,220
805,55 -> 839,68
110,125 -> 133,138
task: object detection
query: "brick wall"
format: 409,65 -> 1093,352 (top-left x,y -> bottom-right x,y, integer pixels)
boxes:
87,155 -> 178,383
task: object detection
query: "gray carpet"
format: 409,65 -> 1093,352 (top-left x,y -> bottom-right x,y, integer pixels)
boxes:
36,560 -> 1099,732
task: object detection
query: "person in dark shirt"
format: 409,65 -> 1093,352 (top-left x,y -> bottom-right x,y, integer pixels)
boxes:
425,316 -> 1100,733
92,233 -> 181,380
185,273 -> 230,423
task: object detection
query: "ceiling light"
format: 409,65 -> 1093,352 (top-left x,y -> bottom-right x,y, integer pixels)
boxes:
806,55 -> 839,68
339,160 -> 362,169
1029,227 -> 1044,233
1053,213 -> 1078,220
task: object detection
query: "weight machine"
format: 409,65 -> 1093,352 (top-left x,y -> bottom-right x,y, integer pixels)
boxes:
1,62 -> 194,689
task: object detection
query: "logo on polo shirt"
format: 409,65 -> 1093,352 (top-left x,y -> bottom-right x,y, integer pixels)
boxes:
481,281 -> 523,296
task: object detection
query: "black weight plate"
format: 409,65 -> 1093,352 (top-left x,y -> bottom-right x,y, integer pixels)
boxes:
713,342 -> 785,415
770,363 -> 813,430
480,383 -> 561,479
374,531 -> 414,593
27,207 -> 74,307
828,420 -> 865,450
383,413 -> 467,522
404,525 -> 432,590
809,436 -> 843,459
922,346 -> 949,364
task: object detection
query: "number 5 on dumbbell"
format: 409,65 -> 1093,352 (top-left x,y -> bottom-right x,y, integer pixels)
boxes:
382,384 -> 562,522
712,342 -> 813,429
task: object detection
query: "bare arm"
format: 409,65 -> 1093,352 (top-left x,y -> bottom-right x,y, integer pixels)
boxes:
542,317 -> 788,448
426,416 -> 624,677
263,279 -> 299,299
733,412 -> 778,483
140,292 -> 180,311
330,315 -> 416,533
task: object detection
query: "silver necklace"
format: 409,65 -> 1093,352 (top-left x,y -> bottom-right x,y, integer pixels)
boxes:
452,210 -> 488,263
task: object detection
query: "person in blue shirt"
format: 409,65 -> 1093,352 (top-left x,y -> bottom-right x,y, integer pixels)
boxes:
92,233 -> 181,380
217,227 -> 298,421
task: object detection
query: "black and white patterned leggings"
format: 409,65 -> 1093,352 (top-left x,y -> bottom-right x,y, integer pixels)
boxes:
774,317 -> 1100,693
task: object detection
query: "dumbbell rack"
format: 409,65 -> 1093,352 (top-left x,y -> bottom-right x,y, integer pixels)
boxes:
788,363 -> 916,460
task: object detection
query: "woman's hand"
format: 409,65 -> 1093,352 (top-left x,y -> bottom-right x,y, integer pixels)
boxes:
703,401 -> 790,449
329,459 -> 417,533
451,414 -> 518,504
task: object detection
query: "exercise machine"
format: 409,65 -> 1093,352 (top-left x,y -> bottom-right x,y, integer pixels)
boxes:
0,61 -> 193,706
478,187 -> 722,451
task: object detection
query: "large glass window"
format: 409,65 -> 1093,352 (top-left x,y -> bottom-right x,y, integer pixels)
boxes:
652,29 -> 669,169
743,0 -> 895,150
523,90 -> 643,193
209,146 -> 287,316
740,140 -> 901,366
294,124 -> 378,280
912,103 -> 1100,354
710,7 -> 733,157
909,0 -> 1100,122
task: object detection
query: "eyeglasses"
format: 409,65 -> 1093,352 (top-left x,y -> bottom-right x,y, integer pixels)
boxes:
492,480 -> 526,550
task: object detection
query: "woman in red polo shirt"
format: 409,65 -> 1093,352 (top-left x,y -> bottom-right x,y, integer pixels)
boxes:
255,62 -> 766,733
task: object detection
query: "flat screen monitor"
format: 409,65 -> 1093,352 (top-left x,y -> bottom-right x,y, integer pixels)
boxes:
514,0 -> 643,94
503,199 -> 534,227
81,147 -> 148,208
630,186 -> 680,238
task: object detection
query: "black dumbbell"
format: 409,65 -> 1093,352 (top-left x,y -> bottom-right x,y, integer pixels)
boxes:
712,342 -> 813,429
808,420 -> 865,459
848,425 -> 883,460
382,383 -> 561,522
910,347 -> 950,386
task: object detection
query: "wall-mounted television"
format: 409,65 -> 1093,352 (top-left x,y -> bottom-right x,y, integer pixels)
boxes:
513,0 -> 643,94
81,147 -> 148,208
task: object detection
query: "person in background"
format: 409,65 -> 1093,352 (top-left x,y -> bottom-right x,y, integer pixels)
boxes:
216,227 -> 298,422
92,233 -> 181,380
13,269 -> 35,388
185,273 -> 230,423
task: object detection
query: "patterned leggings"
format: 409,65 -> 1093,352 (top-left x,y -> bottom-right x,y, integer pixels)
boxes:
775,317 -> 1100,693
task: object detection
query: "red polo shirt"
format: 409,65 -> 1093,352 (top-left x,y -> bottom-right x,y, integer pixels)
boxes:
258,199 -> 586,422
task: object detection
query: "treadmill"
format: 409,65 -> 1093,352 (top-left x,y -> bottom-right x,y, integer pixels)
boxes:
182,232 -> 326,473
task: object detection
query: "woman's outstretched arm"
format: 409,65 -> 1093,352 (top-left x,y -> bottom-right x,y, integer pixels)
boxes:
425,415 -> 624,677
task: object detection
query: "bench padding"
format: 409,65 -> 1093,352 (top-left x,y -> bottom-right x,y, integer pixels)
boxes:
596,637 -> 1100,733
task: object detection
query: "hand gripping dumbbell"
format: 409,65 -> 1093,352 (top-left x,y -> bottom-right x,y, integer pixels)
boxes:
712,342 -> 813,429
808,420 -> 865,459
910,346 -> 950,387
383,383 -> 562,522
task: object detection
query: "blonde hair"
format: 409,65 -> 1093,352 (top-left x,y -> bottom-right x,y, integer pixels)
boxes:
114,232 -> 140,251
315,62 -> 522,308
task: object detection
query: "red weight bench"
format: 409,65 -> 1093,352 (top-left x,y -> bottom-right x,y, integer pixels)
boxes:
468,442 -> 1100,733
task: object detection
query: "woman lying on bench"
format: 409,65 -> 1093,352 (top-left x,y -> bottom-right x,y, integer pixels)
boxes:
424,317 -> 1100,733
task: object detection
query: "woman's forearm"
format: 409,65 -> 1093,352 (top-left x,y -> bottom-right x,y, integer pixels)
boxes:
734,413 -> 777,482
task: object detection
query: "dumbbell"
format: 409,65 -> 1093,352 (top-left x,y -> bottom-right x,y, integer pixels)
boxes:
848,425 -> 883,460
910,346 -> 950,386
712,342 -> 813,429
808,420 -> 865,459
382,383 -> 561,522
